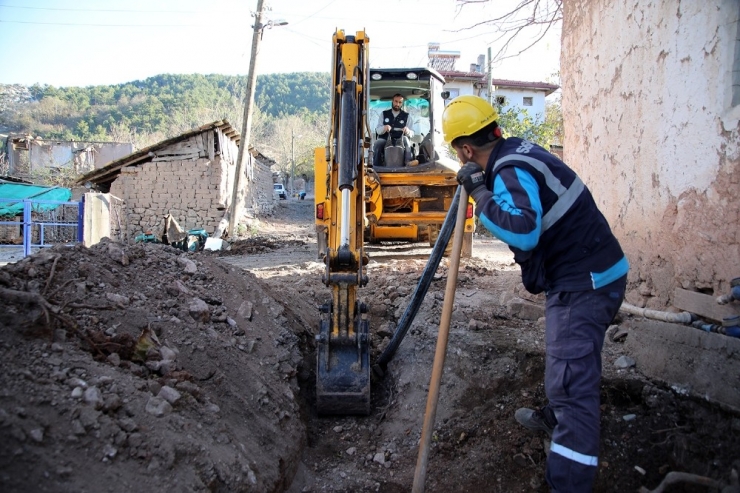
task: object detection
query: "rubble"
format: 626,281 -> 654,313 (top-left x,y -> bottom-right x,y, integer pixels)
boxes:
0,239 -> 306,492
1,199 -> 739,492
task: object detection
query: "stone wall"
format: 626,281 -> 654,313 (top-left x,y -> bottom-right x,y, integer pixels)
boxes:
110,156 -> 230,239
248,158 -> 276,215
562,0 -> 740,308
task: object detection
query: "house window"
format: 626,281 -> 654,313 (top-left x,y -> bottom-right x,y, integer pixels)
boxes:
523,97 -> 533,106
444,88 -> 459,105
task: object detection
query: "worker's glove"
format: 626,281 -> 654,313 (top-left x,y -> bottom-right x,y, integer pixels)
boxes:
456,162 -> 486,196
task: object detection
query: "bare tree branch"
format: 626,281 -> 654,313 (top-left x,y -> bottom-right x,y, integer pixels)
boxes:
0,286 -> 76,330
455,0 -> 562,64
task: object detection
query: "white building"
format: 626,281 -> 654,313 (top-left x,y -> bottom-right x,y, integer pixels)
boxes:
428,44 -> 559,121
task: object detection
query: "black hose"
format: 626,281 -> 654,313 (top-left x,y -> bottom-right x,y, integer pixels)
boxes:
372,186 -> 462,377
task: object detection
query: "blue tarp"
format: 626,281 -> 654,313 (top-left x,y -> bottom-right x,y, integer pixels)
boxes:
0,182 -> 73,216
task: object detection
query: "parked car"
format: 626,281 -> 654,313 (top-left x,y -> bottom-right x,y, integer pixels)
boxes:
273,183 -> 287,200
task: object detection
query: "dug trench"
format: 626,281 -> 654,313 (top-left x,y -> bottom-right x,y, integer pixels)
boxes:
0,198 -> 738,493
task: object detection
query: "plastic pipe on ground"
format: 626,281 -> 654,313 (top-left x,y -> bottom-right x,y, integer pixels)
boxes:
619,302 -> 694,324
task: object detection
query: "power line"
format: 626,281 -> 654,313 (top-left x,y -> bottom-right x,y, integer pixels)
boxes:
0,19 -> 202,27
287,0 -> 338,26
0,4 -> 223,14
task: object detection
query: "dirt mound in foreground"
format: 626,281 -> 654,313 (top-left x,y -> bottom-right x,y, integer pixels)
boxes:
3,195 -> 740,493
0,240 -> 308,492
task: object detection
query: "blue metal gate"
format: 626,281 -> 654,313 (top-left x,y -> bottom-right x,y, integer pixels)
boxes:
0,198 -> 83,260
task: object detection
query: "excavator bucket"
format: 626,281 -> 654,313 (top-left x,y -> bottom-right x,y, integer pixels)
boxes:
316,315 -> 370,415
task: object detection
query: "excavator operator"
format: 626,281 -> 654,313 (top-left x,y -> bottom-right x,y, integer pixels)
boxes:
372,93 -> 417,167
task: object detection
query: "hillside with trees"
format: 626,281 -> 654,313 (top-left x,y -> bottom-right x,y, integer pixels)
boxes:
0,72 -> 332,183
1,72 -> 330,140
0,71 -> 560,186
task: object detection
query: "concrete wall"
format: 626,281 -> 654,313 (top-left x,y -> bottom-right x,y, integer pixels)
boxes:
562,0 -> 740,308
444,80 -> 548,122
83,192 -> 127,245
26,141 -> 134,175
441,81 -> 477,98
625,319 -> 740,412
83,193 -> 111,247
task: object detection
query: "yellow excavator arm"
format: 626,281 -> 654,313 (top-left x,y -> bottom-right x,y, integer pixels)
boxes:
313,30 -> 371,414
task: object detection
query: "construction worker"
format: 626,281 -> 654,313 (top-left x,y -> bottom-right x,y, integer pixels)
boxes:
442,95 -> 629,492
372,93 -> 416,166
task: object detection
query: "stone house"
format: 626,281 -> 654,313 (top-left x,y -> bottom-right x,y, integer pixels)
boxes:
75,120 -> 276,243
561,0 -> 740,308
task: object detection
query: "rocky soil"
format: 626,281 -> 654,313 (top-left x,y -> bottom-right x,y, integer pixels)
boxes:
1,198 -> 739,493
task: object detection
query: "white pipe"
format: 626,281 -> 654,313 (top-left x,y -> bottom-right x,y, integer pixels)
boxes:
619,302 -> 693,324
340,188 -> 350,247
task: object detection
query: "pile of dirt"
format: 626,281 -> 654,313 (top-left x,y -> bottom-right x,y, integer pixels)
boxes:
2,198 -> 739,492
0,239 -> 309,492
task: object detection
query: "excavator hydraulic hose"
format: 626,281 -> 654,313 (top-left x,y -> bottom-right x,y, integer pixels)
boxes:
372,186 -> 462,377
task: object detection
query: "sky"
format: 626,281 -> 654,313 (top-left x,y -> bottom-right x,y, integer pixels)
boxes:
0,0 -> 561,88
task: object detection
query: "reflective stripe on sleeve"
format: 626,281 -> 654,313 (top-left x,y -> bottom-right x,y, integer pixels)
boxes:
550,442 -> 598,467
493,154 -> 584,232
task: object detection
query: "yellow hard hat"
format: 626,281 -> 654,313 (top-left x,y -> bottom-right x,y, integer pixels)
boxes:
442,95 -> 499,143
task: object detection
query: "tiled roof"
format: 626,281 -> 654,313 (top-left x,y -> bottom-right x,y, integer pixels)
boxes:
439,70 -> 559,95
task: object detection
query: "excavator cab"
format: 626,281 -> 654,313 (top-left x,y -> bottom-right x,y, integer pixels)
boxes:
369,95 -> 433,168
364,68 -> 475,254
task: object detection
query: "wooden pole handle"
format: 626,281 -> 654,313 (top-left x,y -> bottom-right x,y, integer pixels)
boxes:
412,187 -> 469,493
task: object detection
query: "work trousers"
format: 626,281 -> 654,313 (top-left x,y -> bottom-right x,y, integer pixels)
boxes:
372,136 -> 412,167
544,276 -> 626,492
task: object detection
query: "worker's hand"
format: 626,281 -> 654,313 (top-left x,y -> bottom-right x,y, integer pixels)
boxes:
456,162 -> 486,196
384,125 -> 392,133
402,127 -> 409,135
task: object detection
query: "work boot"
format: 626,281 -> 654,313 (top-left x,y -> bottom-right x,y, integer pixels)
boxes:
515,406 -> 557,436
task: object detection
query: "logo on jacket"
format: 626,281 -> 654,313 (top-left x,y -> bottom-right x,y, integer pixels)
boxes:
516,141 -> 534,154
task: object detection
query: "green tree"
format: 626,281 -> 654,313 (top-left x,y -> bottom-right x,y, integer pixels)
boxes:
497,106 -> 558,149
0,73 -> 332,143
545,98 -> 563,146
257,112 -> 328,184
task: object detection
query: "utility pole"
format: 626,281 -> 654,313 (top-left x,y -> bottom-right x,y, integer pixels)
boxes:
227,0 -> 265,237
487,46 -> 494,106
290,130 -> 295,197
228,0 -> 290,236
290,130 -> 302,198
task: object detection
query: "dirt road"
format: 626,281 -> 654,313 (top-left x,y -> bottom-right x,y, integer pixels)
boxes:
1,197 -> 738,492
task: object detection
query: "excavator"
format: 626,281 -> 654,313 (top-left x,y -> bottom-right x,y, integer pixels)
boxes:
313,29 -> 474,415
